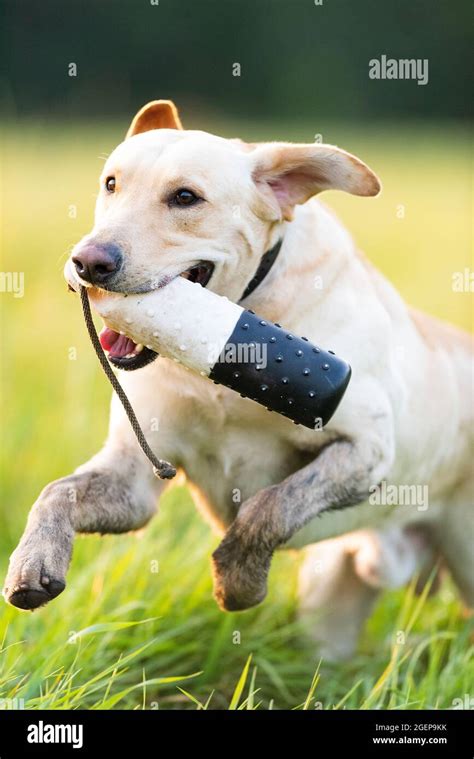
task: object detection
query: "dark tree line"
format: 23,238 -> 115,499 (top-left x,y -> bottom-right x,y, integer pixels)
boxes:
3,0 -> 471,121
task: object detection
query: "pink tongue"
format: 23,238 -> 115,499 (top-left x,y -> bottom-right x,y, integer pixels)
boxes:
99,327 -> 137,358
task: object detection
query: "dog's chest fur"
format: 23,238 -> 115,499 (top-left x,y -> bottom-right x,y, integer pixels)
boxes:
150,364 -> 334,530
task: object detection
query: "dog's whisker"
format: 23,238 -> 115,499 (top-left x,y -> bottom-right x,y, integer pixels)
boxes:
57,245 -> 74,265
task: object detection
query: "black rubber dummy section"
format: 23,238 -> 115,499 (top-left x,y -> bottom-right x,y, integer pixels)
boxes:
209,310 -> 351,429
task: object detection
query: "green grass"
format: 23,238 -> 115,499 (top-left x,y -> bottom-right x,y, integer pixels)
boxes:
0,120 -> 472,710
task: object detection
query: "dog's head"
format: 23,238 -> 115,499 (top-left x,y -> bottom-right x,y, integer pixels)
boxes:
65,99 -> 380,368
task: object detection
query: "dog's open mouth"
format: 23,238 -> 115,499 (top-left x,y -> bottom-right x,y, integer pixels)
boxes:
99,262 -> 214,371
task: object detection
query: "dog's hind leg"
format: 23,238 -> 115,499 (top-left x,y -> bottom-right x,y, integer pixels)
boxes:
3,416 -> 167,611
434,485 -> 474,606
298,526 -> 435,661
298,535 -> 379,661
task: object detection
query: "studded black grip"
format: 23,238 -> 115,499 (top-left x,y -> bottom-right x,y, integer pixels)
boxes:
209,310 -> 351,429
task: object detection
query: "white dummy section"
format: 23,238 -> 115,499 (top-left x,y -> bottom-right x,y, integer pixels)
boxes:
88,276 -> 244,375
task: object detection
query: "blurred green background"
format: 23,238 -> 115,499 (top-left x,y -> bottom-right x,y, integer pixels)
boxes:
0,0 -> 472,709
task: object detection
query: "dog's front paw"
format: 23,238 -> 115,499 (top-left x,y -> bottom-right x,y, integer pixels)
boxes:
3,528 -> 73,610
211,535 -> 271,612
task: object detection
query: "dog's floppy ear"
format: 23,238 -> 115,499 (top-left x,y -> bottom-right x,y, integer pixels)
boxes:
126,100 -> 183,138
251,142 -> 381,221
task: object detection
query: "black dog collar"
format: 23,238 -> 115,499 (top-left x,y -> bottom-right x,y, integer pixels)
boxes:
240,238 -> 283,300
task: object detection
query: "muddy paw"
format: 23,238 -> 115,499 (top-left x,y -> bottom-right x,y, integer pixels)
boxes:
211,539 -> 271,612
3,530 -> 72,611
5,577 -> 66,610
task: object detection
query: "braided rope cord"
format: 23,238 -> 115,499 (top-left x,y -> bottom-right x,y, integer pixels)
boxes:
79,285 -> 176,480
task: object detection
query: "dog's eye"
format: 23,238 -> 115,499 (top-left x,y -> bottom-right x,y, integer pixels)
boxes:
105,176 -> 116,193
173,188 -> 199,206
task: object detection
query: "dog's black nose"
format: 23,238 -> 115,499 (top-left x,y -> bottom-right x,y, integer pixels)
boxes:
72,243 -> 122,286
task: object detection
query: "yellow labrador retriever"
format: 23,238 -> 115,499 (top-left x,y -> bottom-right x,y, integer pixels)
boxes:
4,100 -> 473,660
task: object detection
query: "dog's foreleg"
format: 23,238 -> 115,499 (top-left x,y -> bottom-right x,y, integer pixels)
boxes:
3,437 -> 165,610
212,435 -> 392,611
